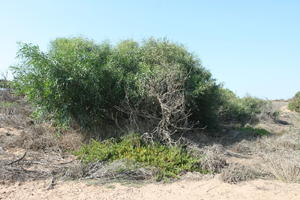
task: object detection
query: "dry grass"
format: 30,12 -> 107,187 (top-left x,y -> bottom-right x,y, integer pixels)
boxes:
13,124 -> 84,153
198,144 -> 227,173
220,163 -> 263,184
58,131 -> 84,151
0,89 -> 18,102
86,159 -> 156,181
262,151 -> 300,183
63,159 -> 156,183
228,128 -> 300,183
220,100 -> 300,184
0,90 -> 32,130
0,90 -> 84,153
0,163 -> 49,184
257,131 -> 300,152
63,162 -> 87,180
19,125 -> 59,151
230,131 -> 300,155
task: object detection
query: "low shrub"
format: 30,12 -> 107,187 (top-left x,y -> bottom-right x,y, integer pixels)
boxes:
263,151 -> 300,183
218,89 -> 268,125
220,163 -> 261,184
288,92 -> 300,113
74,134 -> 205,180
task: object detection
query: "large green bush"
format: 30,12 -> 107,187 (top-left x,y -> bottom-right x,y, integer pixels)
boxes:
12,38 -> 220,126
11,37 -> 269,140
11,37 -> 222,137
288,92 -> 300,113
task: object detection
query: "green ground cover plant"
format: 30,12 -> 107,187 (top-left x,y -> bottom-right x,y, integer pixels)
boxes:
74,134 -> 205,180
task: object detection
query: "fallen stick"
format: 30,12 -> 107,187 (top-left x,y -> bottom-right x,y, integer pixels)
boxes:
46,176 -> 56,190
6,151 -> 27,165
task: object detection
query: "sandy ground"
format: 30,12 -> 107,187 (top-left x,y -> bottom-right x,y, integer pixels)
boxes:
1,176 -> 300,200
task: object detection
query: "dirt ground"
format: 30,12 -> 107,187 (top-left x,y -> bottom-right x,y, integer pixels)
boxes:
1,176 -> 300,200
0,93 -> 299,200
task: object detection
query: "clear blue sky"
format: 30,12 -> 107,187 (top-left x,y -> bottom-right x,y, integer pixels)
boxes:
1,0 -> 299,99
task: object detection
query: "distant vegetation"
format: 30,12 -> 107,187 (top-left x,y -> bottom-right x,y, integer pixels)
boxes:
288,92 -> 300,113
11,37 -> 268,144
218,89 -> 268,125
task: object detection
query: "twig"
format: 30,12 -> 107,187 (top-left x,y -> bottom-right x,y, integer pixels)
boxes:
206,185 -> 219,193
46,176 -> 56,190
6,151 -> 27,165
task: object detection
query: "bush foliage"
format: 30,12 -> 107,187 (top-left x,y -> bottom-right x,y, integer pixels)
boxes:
11,37 -> 267,141
218,89 -> 267,125
74,134 -> 203,180
11,38 -> 221,133
288,92 -> 300,113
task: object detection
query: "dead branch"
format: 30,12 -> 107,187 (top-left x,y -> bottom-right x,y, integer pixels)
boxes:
6,151 -> 27,165
140,64 -> 193,145
113,63 -> 195,145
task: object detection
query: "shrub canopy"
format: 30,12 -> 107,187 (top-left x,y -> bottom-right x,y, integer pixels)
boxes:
288,92 -> 300,113
12,37 -> 267,140
218,89 -> 268,125
12,37 -> 222,132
